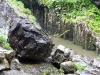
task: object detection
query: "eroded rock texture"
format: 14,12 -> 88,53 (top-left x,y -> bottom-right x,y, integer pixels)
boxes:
8,18 -> 54,61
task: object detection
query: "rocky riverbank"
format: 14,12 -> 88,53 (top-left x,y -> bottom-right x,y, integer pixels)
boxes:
0,47 -> 25,75
50,45 -> 100,75
1,45 -> 100,75
0,0 -> 100,75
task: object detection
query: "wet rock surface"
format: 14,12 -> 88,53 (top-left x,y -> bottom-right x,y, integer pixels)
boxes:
76,66 -> 100,75
0,70 -> 25,75
10,58 -> 22,70
21,63 -> 61,75
0,58 -> 9,71
92,58 -> 100,68
71,55 -> 92,66
0,47 -> 24,75
51,45 -> 72,69
60,61 -> 77,73
0,49 -> 16,62
96,40 -> 100,54
8,18 -> 54,61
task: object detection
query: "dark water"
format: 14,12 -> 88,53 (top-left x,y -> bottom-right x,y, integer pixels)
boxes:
50,35 -> 97,58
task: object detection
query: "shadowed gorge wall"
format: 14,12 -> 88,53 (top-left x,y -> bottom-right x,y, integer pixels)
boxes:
20,0 -> 45,29
18,0 -> 100,54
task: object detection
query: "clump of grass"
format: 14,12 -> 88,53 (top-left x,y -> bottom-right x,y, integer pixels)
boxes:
0,35 -> 11,50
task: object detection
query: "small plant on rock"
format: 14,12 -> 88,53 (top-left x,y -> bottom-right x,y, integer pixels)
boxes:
0,35 -> 11,50
0,35 -> 7,43
74,63 -> 86,71
2,42 -> 11,50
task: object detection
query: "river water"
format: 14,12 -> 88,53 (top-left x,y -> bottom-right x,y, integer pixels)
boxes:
50,35 -> 97,58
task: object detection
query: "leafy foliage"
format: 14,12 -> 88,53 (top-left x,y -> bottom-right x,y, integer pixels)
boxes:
2,42 -> 11,50
0,35 -> 7,43
38,0 -> 100,36
0,35 -> 11,50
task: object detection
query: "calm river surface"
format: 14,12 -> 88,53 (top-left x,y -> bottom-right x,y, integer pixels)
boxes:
50,35 -> 97,58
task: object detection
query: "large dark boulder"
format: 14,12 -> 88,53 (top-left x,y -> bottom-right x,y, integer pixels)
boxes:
8,18 -> 54,61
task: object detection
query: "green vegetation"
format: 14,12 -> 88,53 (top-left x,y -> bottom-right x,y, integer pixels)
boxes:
6,0 -> 100,36
74,63 -> 86,71
2,42 -> 11,50
0,35 -> 7,43
53,30 -> 69,38
38,0 -> 100,36
0,35 -> 11,50
7,0 -> 36,20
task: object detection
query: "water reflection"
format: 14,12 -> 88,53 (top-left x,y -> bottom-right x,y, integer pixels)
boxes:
50,35 -> 97,58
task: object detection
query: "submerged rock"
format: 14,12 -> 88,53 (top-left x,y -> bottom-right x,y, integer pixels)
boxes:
8,18 -> 54,61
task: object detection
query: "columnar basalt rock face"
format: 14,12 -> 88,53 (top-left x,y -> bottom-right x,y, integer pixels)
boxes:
73,21 -> 97,50
8,18 -> 54,61
21,0 -> 100,54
